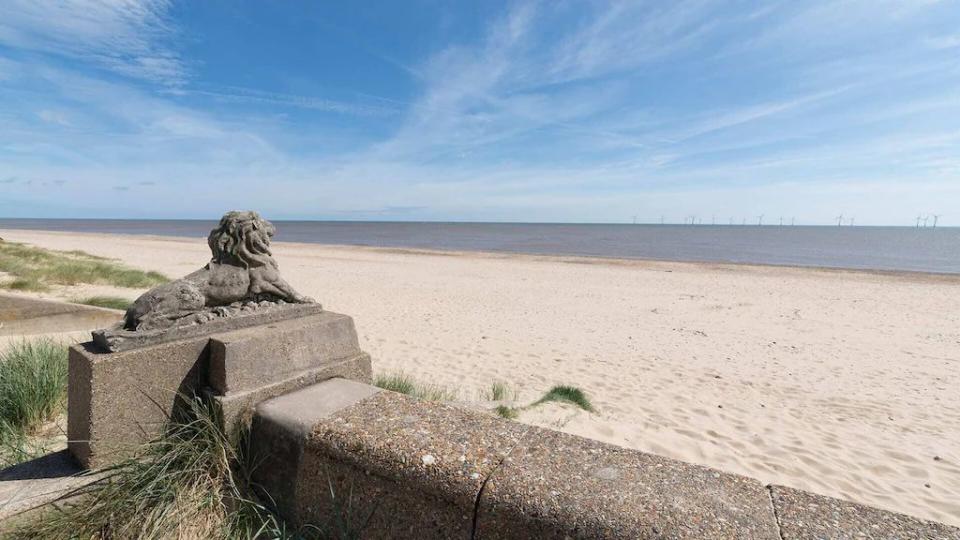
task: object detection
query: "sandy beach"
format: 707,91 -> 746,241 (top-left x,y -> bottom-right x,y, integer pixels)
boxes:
2,228 -> 958,527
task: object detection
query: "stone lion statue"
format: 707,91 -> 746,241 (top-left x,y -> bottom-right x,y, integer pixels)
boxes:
124,211 -> 314,330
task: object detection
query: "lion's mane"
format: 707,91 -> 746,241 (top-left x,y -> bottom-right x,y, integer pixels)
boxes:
207,211 -> 278,269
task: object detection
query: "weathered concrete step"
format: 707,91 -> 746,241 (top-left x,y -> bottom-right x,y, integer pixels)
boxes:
250,378 -> 382,517
209,311 -> 361,394
213,352 -> 371,431
0,450 -> 96,522
0,294 -> 120,336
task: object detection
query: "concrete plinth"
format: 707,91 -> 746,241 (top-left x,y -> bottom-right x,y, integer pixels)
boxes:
68,310 -> 371,469
68,336 -> 210,468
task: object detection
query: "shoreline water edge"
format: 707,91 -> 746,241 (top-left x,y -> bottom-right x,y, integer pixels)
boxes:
1,219 -> 958,274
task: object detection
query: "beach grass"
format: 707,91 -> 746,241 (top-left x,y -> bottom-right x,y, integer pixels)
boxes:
373,371 -> 458,402
494,405 -> 519,419
481,380 -> 517,402
531,385 -> 594,412
12,397 -> 299,540
373,372 -> 416,395
72,295 -> 132,310
0,339 -> 68,467
11,394 -> 377,539
0,241 -> 167,292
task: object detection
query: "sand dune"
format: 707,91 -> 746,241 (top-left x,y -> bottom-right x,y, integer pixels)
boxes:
2,228 -> 959,526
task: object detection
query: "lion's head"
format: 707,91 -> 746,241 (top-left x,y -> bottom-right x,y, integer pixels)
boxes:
207,210 -> 277,269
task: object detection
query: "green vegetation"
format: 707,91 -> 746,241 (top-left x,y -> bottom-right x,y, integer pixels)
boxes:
374,373 -> 593,421
0,339 -> 68,467
0,340 -> 591,534
373,372 -> 415,395
489,381 -> 509,401
0,241 -> 167,292
497,384 -> 595,422
373,371 -> 458,402
531,385 -> 595,412
482,380 -> 517,402
16,398 -> 284,539
15,396 -> 371,539
72,295 -> 132,310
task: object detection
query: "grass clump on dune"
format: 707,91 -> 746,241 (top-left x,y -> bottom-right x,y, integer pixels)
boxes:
531,385 -> 595,412
0,241 -> 167,292
481,380 -> 517,402
0,339 -> 68,467
373,372 -> 458,402
72,296 -> 132,310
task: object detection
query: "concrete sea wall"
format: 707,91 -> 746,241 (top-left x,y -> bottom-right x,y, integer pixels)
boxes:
251,378 -> 959,539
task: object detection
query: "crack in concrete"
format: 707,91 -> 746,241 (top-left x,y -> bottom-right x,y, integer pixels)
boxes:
766,485 -> 786,540
469,426 -> 534,540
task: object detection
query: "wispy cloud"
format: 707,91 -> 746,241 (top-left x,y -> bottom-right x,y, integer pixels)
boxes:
545,1 -> 723,83
37,109 -> 72,126
0,0 -> 184,85
182,86 -> 400,117
0,1 -> 957,224
659,86 -> 856,143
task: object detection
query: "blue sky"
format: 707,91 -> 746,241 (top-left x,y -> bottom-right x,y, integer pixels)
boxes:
0,1 -> 958,225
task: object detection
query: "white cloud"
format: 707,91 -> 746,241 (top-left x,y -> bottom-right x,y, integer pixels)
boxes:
1,1 -> 958,224
37,109 -> 72,126
0,0 -> 184,85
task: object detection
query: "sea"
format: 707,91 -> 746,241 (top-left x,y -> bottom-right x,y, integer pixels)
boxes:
0,219 -> 958,274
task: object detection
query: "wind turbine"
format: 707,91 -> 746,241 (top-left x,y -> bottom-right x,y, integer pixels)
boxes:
757,214 -> 764,226
932,214 -> 941,228
916,215 -> 923,228
779,216 -> 783,226
923,215 -> 929,228
836,213 -> 844,227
